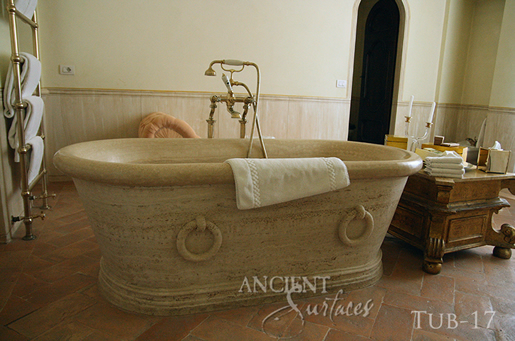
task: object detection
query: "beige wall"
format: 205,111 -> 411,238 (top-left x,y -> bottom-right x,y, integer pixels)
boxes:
37,0 -> 355,98
490,0 -> 515,109
461,0 -> 505,106
401,0 -> 447,103
437,0 -> 474,104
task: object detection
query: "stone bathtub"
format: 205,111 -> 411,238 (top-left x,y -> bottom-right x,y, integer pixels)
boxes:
53,138 -> 422,315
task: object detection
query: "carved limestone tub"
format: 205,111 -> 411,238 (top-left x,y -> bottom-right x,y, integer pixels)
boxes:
53,138 -> 422,315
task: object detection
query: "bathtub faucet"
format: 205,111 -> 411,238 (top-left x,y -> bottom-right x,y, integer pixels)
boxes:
204,59 -> 267,158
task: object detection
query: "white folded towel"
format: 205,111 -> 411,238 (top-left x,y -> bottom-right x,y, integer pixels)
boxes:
425,162 -> 463,170
26,136 -> 44,184
425,151 -> 463,165
225,157 -> 350,210
424,167 -> 465,178
3,52 -> 42,119
8,96 -> 44,162
14,0 -> 38,18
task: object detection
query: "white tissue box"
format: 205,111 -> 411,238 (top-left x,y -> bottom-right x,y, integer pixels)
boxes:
478,148 -> 511,174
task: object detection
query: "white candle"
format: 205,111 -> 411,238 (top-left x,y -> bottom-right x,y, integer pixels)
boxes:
428,102 -> 436,123
408,95 -> 414,117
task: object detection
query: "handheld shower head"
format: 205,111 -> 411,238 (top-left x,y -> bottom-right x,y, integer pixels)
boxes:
204,67 -> 216,76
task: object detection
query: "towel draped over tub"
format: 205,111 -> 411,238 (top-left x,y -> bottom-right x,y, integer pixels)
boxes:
225,157 -> 350,210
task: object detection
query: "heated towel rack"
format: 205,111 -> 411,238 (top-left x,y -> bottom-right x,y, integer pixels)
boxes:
6,1 -> 54,240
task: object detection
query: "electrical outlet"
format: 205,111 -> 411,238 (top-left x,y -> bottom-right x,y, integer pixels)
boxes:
336,80 -> 347,88
59,65 -> 75,75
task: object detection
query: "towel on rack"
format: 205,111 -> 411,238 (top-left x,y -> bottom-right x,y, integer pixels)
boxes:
14,0 -> 38,18
225,157 -> 350,210
25,135 -> 44,184
3,52 -> 41,118
7,96 -> 44,162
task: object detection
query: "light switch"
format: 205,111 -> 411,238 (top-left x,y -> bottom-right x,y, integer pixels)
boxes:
336,80 -> 347,88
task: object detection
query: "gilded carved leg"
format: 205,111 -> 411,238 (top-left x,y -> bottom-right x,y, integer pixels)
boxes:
423,237 -> 445,274
487,223 -> 515,259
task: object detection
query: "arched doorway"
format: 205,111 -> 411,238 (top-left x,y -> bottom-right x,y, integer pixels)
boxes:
348,0 -> 400,144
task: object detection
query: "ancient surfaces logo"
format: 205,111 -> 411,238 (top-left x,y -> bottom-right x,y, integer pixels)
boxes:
239,276 -> 374,338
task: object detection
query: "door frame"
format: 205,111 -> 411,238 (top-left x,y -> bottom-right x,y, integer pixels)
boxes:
347,0 -> 409,138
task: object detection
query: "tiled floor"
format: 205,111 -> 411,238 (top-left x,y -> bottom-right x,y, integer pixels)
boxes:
1,182 -> 515,341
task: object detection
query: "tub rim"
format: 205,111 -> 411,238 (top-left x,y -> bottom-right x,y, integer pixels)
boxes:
53,138 -> 422,187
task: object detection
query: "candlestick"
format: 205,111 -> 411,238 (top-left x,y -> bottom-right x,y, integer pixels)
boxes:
408,95 -> 414,117
428,102 -> 436,123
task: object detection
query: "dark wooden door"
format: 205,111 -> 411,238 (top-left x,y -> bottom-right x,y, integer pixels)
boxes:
357,0 -> 399,144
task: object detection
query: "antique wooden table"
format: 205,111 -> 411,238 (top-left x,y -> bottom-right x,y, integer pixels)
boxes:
388,169 -> 515,274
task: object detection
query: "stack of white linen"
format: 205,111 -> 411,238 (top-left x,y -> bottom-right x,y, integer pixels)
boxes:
424,151 -> 464,178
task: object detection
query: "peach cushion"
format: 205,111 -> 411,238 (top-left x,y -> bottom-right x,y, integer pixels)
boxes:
138,112 -> 200,138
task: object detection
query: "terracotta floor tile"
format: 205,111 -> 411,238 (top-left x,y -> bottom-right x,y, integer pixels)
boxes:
0,238 -> 36,252
20,254 -> 56,274
0,325 -> 30,341
369,303 -> 414,341
31,321 -> 96,341
180,336 -> 206,341
11,272 -> 49,298
74,300 -> 159,340
491,314 -> 515,340
324,328 -> 372,341
46,227 -> 95,248
0,295 -> 39,325
78,284 -> 103,301
420,274 -> 455,303
191,315 -> 275,341
247,301 -> 303,337
83,246 -> 102,261
483,257 -> 515,287
411,328 -> 461,341
300,295 -> 375,337
81,331 -> 122,341
30,242 -> 59,258
7,293 -> 96,338
417,317 -> 496,341
53,218 -> 91,236
454,276 -> 488,296
0,250 -> 32,270
77,260 -> 100,278
376,262 -> 424,296
40,239 -> 99,263
23,273 -> 96,307
32,229 -> 66,244
383,290 -> 454,315
212,304 -> 261,327
454,292 -> 494,328
281,319 -> 330,340
453,249 -> 484,274
135,313 -> 208,341
341,285 -> 386,319
55,210 -> 88,225
489,294 -> 515,315
30,255 -> 98,283
438,260 -> 487,281
0,268 -> 21,310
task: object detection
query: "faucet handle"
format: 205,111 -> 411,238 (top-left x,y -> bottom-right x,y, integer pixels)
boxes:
224,59 -> 244,66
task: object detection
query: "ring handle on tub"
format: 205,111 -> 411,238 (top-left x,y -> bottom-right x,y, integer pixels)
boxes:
338,205 -> 374,246
177,216 -> 223,262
